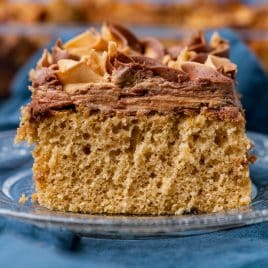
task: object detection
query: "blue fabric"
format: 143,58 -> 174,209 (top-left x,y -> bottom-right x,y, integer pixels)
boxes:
1,222 -> 268,268
1,29 -> 268,267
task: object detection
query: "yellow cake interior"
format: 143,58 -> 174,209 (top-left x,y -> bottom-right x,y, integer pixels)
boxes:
16,108 -> 251,215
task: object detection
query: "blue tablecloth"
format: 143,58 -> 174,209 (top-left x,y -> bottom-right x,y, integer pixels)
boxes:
1,29 -> 268,268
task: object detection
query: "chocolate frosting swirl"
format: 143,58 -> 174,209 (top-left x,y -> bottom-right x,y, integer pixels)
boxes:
28,24 -> 242,122
141,37 -> 165,60
168,32 -> 229,63
107,23 -> 142,52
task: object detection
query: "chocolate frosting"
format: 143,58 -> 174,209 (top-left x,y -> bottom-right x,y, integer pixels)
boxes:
28,24 -> 242,122
107,23 -> 142,52
32,65 -> 62,90
168,32 -> 229,63
141,37 -> 165,60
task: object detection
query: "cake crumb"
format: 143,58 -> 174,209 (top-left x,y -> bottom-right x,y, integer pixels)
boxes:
19,194 -> 27,204
31,193 -> 38,203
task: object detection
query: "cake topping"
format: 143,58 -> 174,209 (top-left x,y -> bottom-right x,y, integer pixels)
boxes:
107,23 -> 142,52
168,32 -> 229,63
51,40 -> 72,64
205,55 -> 237,78
187,31 -> 207,53
32,23 -> 235,86
141,37 -> 165,60
210,32 -> 229,58
32,65 -> 62,90
28,23 -> 241,121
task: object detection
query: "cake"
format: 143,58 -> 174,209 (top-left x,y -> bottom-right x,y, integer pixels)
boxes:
16,23 -> 253,215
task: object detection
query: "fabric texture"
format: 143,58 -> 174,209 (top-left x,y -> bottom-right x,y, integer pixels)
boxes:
0,29 -> 268,267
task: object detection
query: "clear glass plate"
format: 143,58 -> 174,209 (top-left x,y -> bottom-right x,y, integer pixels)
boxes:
0,130 -> 268,239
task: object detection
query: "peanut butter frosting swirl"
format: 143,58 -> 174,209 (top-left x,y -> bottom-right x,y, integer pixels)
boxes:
28,23 -> 241,121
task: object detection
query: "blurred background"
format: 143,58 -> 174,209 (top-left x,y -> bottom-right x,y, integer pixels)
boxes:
0,0 -> 268,102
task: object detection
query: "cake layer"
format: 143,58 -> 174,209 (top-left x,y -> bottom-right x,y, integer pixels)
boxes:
17,109 -> 251,215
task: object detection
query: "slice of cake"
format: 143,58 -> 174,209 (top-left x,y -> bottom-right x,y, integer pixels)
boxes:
16,24 -> 253,215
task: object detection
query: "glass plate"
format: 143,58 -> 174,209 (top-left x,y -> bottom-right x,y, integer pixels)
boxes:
0,130 -> 268,239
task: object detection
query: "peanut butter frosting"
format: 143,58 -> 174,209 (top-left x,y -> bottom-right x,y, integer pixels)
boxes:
28,23 -> 242,121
